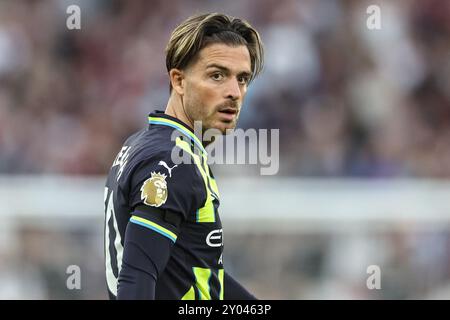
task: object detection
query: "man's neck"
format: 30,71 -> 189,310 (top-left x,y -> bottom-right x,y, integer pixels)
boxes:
165,95 -> 194,131
164,95 -> 215,148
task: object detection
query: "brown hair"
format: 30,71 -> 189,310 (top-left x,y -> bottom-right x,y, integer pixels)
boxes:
165,13 -> 264,91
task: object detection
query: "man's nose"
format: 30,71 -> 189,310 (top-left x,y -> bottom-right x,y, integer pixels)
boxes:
225,79 -> 242,101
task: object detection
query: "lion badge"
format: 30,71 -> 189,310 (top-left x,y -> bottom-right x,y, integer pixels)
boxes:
140,172 -> 168,207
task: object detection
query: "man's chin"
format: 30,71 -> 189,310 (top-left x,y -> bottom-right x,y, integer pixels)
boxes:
216,121 -> 237,135
199,119 -> 238,138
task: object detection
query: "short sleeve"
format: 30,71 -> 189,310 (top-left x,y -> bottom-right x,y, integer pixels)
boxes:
128,151 -> 206,221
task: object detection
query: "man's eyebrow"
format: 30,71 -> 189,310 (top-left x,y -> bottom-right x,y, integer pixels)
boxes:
206,63 -> 252,76
206,63 -> 227,70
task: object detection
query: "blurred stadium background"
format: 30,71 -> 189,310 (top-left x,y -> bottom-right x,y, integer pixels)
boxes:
1,0 -> 450,299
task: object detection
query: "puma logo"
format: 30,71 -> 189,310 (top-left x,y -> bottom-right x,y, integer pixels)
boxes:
158,160 -> 178,178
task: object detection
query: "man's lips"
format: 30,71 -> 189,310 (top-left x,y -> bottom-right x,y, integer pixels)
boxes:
218,108 -> 238,121
219,108 -> 238,115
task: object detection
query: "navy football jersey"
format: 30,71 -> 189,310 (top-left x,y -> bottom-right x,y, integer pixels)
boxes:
104,111 -> 224,299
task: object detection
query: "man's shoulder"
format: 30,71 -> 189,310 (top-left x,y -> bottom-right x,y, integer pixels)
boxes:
128,125 -> 177,154
122,128 -> 202,184
119,124 -> 176,167
122,129 -> 207,213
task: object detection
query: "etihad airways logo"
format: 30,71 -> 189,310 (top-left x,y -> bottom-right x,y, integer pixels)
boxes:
206,229 -> 223,248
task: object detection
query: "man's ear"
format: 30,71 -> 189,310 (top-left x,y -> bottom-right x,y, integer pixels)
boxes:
169,69 -> 185,96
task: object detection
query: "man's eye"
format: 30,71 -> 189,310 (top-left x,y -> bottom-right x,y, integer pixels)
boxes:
238,76 -> 249,85
211,73 -> 224,81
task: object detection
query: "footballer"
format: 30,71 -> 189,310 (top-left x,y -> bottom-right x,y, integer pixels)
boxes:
104,12 -> 264,299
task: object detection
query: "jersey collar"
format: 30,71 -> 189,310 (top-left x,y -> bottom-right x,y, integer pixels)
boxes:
148,111 -> 207,155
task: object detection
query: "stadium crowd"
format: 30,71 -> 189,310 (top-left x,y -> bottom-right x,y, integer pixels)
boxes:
1,0 -> 449,177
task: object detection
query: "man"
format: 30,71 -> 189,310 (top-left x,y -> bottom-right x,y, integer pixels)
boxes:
104,12 -> 264,300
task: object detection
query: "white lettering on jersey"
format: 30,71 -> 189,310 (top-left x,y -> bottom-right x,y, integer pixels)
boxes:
104,187 -> 123,296
113,146 -> 131,181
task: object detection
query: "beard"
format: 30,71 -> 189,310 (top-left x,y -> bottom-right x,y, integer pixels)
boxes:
186,99 -> 241,134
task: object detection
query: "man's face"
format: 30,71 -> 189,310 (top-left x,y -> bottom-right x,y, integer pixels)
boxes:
182,43 -> 252,134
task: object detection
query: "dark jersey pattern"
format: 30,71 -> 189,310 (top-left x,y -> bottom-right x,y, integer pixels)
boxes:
104,111 -> 224,300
